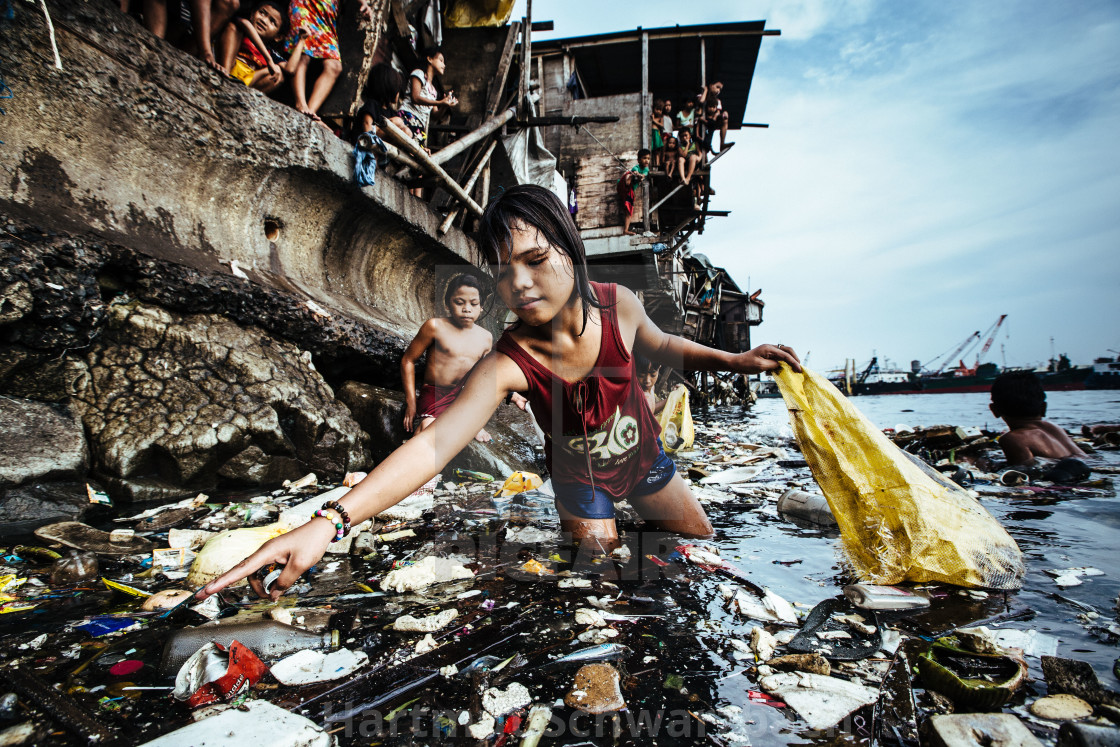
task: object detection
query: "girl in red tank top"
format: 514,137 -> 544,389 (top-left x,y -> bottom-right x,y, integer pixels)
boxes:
197,186 -> 801,600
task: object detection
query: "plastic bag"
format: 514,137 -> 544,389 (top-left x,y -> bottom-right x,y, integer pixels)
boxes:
187,524 -> 287,588
444,0 -> 515,28
496,471 -> 543,497
773,366 -> 1023,589
658,384 -> 694,454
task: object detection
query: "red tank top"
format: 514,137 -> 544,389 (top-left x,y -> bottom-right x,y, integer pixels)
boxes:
496,282 -> 663,498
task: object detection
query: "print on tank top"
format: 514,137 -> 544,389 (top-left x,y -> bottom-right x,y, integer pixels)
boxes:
562,407 -> 640,467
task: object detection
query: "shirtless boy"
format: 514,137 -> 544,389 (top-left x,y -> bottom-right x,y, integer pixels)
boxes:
989,371 -> 1086,465
402,274 -> 495,442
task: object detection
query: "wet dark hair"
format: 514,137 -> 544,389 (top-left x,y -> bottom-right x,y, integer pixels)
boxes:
635,353 -> 658,375
477,184 -> 608,335
444,273 -> 483,307
423,45 -> 443,62
990,371 -> 1046,418
252,0 -> 289,38
368,63 -> 405,106
637,148 -> 651,159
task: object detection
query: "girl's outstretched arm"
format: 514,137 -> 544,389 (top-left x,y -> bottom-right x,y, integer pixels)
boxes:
197,352 -> 526,601
618,286 -> 802,374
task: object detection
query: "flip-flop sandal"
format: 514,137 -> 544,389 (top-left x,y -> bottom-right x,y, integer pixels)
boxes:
787,596 -> 883,661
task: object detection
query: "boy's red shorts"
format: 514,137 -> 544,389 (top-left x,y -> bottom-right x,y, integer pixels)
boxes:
417,383 -> 463,420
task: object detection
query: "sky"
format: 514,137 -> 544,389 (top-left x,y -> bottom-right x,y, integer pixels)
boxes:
513,0 -> 1120,372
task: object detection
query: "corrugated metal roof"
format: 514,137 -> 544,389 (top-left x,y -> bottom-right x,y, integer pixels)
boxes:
533,21 -> 770,130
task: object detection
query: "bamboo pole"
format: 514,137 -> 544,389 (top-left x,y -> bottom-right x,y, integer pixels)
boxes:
439,139 -> 497,234
380,120 -> 484,217
430,108 -> 515,166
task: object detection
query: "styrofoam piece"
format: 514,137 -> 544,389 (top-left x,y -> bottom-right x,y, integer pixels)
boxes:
270,648 -> 369,686
759,672 -> 878,731
138,699 -> 332,746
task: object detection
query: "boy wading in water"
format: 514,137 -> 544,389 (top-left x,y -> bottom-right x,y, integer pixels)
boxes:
401,274 -> 495,443
198,185 -> 800,601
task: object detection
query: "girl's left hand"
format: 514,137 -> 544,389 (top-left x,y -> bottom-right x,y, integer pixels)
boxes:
731,344 -> 802,374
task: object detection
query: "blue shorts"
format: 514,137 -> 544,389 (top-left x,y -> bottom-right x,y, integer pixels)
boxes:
553,441 -> 677,520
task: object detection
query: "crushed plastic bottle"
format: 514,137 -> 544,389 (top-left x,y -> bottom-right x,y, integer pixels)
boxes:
49,550 -> 99,586
776,489 -> 838,527
843,584 -> 930,610
160,620 -> 339,673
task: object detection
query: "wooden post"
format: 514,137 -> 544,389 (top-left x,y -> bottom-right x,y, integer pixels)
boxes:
439,139 -> 497,233
699,36 -> 706,90
641,30 -> 650,233
521,0 -> 532,180
380,119 -> 484,217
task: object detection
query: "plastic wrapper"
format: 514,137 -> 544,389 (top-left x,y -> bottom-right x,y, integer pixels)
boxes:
773,366 -> 1024,589
658,384 -> 694,453
172,640 -> 268,709
444,0 -> 515,27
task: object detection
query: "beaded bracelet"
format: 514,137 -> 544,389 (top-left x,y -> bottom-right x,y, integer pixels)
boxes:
321,500 -> 352,539
312,508 -> 346,542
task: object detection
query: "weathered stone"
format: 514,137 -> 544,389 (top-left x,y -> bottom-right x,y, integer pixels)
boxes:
336,380 -> 544,477
565,663 -> 626,714
0,397 -> 87,487
0,481 -> 90,535
1043,656 -> 1120,708
923,713 -> 1043,747
1058,721 -> 1120,747
1031,693 -> 1094,721
768,653 -> 831,676
70,302 -> 369,497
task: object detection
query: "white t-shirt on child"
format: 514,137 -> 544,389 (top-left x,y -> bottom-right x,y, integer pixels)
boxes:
399,69 -> 437,131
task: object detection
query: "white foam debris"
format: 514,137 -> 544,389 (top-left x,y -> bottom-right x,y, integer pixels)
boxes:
574,608 -> 607,627
380,556 -> 473,592
482,683 -> 531,718
393,609 -> 458,632
558,578 -> 592,589
414,634 -> 439,655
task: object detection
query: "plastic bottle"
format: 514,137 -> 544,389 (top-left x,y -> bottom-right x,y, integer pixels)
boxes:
843,583 -> 930,610
50,550 -> 99,586
776,489 -> 838,527
453,468 -> 494,482
160,621 -> 339,673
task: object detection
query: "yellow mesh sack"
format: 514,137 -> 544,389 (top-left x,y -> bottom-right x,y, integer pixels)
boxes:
658,384 -> 694,454
773,366 -> 1023,589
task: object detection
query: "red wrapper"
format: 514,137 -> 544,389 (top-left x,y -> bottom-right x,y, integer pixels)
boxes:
187,641 -> 269,709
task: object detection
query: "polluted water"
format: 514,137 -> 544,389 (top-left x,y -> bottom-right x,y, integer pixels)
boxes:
0,390 -> 1117,745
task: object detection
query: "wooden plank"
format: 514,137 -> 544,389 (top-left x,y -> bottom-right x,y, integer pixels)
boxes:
484,22 -> 521,117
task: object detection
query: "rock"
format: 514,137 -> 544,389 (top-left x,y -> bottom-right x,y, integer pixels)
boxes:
1043,656 -> 1120,707
70,302 -> 370,497
768,653 -> 831,676
0,481 -> 90,535
759,672 -> 878,731
565,664 -> 626,714
336,380 -> 543,477
1058,721 -> 1120,747
922,713 -> 1043,747
0,398 -> 87,488
1031,694 -> 1094,721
